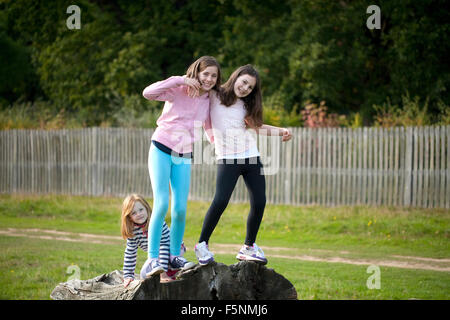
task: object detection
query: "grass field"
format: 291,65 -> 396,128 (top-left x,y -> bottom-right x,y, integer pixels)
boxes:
0,194 -> 449,300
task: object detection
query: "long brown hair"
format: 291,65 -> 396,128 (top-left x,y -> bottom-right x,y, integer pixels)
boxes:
219,64 -> 263,128
185,56 -> 221,96
121,194 -> 152,239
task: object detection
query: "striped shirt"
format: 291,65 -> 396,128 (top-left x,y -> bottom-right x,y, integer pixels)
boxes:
123,222 -> 170,279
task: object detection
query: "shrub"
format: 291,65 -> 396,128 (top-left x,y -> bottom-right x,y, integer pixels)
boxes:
300,101 -> 346,128
373,92 -> 432,127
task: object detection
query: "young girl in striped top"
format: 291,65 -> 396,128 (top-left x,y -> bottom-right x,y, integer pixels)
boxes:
142,56 -> 221,275
121,194 -> 184,287
195,65 -> 292,265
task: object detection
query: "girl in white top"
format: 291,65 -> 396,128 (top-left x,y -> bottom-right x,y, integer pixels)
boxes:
195,64 -> 292,265
208,91 -> 260,159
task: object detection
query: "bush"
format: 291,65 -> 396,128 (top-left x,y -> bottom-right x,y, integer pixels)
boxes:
436,100 -> 450,125
263,93 -> 302,127
300,101 -> 347,128
0,101 -> 91,130
110,95 -> 162,128
373,92 -> 432,127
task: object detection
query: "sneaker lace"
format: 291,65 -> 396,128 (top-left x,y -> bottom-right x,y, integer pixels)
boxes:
150,259 -> 160,268
253,244 -> 265,256
175,256 -> 186,263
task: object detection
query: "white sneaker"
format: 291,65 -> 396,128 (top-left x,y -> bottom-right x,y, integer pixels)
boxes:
143,259 -> 164,278
195,241 -> 215,265
236,243 -> 268,265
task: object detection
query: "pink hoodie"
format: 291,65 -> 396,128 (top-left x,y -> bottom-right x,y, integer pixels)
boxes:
142,76 -> 210,154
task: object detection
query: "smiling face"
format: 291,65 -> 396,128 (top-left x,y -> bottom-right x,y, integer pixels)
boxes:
198,66 -> 219,92
233,74 -> 257,98
129,201 -> 148,225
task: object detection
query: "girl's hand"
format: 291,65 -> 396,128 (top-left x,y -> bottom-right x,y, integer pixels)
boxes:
281,128 -> 292,142
183,76 -> 201,97
123,277 -> 133,288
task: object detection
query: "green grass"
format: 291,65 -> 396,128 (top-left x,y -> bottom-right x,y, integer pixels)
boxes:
0,194 -> 449,299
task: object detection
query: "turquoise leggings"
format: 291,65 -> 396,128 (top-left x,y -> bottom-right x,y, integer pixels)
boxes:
148,143 -> 191,259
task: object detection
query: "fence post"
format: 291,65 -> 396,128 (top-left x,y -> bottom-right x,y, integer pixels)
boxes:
92,127 -> 98,196
403,127 -> 413,206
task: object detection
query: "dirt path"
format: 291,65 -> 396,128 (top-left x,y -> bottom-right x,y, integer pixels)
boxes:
1,227 -> 449,272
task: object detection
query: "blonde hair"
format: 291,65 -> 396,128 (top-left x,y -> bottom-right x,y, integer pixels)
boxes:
185,56 -> 221,96
121,194 -> 152,239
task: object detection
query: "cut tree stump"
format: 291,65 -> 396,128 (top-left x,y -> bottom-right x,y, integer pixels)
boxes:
50,261 -> 298,300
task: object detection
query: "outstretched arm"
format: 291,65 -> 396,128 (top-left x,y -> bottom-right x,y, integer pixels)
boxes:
245,120 -> 292,142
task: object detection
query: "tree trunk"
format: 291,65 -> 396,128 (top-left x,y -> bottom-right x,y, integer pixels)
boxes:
50,261 -> 298,300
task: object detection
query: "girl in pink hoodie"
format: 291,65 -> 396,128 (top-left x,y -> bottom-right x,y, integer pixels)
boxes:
142,56 -> 221,275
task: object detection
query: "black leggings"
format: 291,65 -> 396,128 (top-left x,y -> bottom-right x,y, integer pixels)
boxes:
199,157 -> 266,246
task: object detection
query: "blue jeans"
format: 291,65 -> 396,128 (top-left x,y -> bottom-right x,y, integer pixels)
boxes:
148,143 -> 191,258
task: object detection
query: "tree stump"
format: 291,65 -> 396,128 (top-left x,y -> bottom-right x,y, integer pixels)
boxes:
50,261 -> 297,300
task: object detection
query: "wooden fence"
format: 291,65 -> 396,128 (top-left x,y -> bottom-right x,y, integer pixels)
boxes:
0,126 -> 449,208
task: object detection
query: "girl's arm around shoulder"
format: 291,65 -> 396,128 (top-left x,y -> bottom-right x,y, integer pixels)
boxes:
142,76 -> 186,102
203,114 -> 215,144
208,89 -> 218,101
203,89 -> 217,144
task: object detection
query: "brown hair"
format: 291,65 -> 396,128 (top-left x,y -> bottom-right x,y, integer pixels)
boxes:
121,194 -> 152,239
218,65 -> 263,128
185,56 -> 221,96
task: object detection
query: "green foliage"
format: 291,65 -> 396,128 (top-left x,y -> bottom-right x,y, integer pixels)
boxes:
373,92 -> 443,127
0,102 -> 39,129
110,96 -> 162,128
0,101 -> 81,129
0,33 -> 34,105
1,0 -> 449,128
436,100 -> 450,125
263,92 -> 302,127
37,8 -> 121,124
